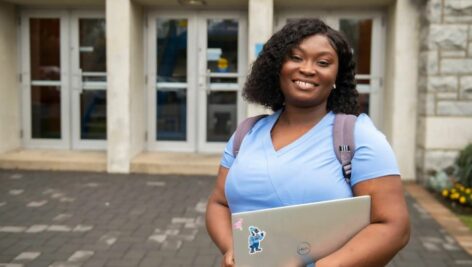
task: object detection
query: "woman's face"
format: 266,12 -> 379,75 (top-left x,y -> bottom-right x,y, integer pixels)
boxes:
279,34 -> 339,109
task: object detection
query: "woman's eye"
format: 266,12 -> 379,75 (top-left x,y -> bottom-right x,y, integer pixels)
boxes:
318,60 -> 330,67
290,55 -> 302,61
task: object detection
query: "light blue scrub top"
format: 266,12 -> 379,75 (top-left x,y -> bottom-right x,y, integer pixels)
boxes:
221,110 -> 400,214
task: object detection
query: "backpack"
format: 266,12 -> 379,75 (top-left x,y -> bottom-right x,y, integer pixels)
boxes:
232,113 -> 357,184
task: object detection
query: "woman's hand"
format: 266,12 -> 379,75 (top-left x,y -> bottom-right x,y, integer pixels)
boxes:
221,249 -> 235,267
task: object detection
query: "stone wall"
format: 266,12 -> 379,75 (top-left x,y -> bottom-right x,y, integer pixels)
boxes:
417,0 -> 472,182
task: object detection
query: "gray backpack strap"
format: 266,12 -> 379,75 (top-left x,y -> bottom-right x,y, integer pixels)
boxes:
233,115 -> 268,157
333,113 -> 357,183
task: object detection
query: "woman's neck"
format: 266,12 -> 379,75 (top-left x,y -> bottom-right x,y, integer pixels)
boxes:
279,105 -> 328,127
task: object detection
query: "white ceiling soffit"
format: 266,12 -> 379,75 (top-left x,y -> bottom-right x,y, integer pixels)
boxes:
134,0 -> 247,9
2,0 -> 105,7
2,0 -> 393,9
275,0 -> 394,9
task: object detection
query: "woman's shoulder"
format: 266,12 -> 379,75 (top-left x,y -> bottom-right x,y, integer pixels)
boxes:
354,113 -> 380,132
353,113 -> 388,143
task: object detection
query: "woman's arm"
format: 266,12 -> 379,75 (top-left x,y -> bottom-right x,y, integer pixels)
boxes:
317,175 -> 410,267
206,166 -> 235,266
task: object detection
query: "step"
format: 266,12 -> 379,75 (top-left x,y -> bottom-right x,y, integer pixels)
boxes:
0,149 -> 106,172
0,149 -> 220,176
130,152 -> 220,176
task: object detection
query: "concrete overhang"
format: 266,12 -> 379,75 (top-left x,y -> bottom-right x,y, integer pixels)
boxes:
1,0 -> 105,7
2,0 -> 394,9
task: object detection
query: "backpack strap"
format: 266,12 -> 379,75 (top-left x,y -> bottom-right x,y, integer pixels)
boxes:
232,115 -> 268,157
333,113 -> 357,184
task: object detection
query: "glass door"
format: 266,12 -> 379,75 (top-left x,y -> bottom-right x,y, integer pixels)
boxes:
197,13 -> 246,152
21,11 -> 70,149
276,11 -> 385,129
21,10 -> 107,150
147,12 -> 197,152
71,11 -> 107,150
147,12 -> 246,153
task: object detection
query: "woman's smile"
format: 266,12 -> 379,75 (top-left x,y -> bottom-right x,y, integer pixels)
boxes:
293,80 -> 320,90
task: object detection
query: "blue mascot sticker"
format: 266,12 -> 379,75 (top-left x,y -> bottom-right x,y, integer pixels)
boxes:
248,226 -> 266,254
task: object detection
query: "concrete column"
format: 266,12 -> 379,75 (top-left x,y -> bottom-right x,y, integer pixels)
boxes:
129,3 -> 145,160
106,0 -> 145,173
0,2 -> 20,154
384,0 -> 421,181
247,0 -> 273,116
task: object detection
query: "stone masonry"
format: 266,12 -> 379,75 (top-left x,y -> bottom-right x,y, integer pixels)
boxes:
417,0 -> 472,182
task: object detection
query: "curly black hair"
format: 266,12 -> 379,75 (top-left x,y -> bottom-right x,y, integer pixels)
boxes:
243,18 -> 359,114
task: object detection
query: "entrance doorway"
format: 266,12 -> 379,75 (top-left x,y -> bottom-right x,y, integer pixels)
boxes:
20,10 -> 107,150
146,11 -> 247,153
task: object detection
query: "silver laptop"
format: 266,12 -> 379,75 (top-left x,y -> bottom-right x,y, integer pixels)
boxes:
231,196 -> 371,267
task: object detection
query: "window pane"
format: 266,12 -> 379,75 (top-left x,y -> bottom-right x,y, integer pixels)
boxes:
156,90 -> 187,141
339,19 -> 372,75
31,86 -> 61,139
80,90 -> 106,140
157,19 -> 188,82
30,18 -> 60,81
359,93 -> 370,115
79,19 -> 106,73
207,19 -> 238,73
207,92 -> 237,142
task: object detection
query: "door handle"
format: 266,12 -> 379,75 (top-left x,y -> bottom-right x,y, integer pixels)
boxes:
72,69 -> 83,93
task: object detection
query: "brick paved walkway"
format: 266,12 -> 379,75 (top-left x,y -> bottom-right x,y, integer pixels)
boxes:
0,170 -> 472,267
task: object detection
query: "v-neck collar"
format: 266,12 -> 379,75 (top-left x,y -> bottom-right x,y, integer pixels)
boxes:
264,109 -> 334,156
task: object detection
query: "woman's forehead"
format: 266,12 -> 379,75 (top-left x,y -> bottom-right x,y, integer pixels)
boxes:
292,34 -> 338,56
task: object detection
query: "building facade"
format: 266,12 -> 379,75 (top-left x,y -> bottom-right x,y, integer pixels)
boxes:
0,0 -> 470,181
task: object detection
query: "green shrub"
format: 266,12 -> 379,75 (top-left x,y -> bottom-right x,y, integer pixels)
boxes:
456,144 -> 472,187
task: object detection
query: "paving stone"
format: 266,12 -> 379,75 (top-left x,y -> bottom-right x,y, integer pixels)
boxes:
26,201 -> 48,208
9,190 -> 24,196
0,227 -> 25,233
25,225 -> 48,233
13,252 -> 40,261
47,225 -> 71,232
72,225 -> 93,232
24,260 -> 53,267
67,251 -> 94,262
49,262 -> 81,267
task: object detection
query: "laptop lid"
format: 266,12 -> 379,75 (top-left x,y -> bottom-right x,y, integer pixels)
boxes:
231,196 -> 371,267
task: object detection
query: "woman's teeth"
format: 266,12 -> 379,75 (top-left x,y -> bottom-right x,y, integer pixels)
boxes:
295,80 -> 318,89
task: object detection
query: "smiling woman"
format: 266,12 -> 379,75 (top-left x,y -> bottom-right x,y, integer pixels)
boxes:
206,18 -> 410,267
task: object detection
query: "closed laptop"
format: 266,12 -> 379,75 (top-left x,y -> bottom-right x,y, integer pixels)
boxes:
231,195 -> 371,267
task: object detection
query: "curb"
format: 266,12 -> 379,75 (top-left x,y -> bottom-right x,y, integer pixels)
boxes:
405,183 -> 472,255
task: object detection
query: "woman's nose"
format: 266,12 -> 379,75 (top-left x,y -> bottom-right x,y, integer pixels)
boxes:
299,62 -> 316,76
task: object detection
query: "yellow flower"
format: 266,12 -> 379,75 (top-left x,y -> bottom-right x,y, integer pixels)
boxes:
442,189 -> 449,197
460,196 -> 467,204
466,188 -> 471,194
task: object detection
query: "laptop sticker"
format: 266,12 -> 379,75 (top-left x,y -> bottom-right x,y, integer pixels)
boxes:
233,218 -> 244,231
248,226 -> 266,254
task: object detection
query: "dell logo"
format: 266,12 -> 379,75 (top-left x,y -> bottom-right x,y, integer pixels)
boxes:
297,242 -> 311,255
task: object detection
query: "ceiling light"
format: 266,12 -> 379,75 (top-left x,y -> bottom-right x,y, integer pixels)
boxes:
178,0 -> 207,6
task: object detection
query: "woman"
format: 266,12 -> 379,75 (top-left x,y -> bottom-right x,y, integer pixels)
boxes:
206,18 -> 410,267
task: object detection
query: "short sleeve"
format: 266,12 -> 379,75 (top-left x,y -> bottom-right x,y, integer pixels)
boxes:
350,114 -> 400,186
220,134 -> 236,169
